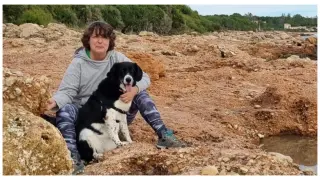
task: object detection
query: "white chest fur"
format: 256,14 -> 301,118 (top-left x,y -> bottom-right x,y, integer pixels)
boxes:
114,99 -> 132,112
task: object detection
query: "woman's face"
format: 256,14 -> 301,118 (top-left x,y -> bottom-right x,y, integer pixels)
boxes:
89,29 -> 110,56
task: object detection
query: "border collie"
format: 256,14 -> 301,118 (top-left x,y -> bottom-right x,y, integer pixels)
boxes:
76,62 -> 143,162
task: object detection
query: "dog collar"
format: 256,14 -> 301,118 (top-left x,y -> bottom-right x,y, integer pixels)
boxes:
111,106 -> 127,114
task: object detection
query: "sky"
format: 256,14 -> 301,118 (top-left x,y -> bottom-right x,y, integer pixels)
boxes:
188,5 -> 318,17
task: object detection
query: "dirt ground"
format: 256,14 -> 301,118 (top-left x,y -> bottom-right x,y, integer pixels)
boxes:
2,25 -> 317,175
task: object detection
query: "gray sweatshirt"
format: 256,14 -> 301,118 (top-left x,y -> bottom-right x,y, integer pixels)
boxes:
53,48 -> 151,109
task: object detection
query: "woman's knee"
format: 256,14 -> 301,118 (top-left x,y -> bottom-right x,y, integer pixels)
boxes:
134,90 -> 154,106
56,104 -> 79,123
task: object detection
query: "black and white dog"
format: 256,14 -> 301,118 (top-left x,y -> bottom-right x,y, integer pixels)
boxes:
76,62 -> 143,162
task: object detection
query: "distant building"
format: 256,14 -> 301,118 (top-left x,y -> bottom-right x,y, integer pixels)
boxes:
284,23 -> 291,29
284,23 -> 309,31
290,26 -> 307,30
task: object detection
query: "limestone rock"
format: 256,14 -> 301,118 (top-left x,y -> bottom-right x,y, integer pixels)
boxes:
4,23 -> 20,38
186,45 -> 200,53
305,36 -> 317,45
3,68 -> 52,116
139,31 -> 155,36
125,52 -> 166,81
201,165 -> 219,175
19,23 -> 43,38
268,152 -> 293,166
3,103 -> 73,175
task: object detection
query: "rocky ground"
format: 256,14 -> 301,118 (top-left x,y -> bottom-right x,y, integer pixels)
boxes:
2,23 -> 317,175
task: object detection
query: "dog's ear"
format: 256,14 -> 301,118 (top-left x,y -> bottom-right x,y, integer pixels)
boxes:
133,63 -> 143,81
107,63 -> 119,78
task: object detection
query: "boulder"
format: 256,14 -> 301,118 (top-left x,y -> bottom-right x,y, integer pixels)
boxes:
139,31 -> 155,36
4,23 -> 20,38
3,68 -> 52,116
19,23 -> 43,38
3,103 -> 73,175
305,36 -> 317,45
125,52 -> 166,81
201,165 -> 219,175
268,152 -> 293,166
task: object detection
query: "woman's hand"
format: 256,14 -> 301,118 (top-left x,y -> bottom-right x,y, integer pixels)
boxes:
120,86 -> 139,103
46,98 -> 57,110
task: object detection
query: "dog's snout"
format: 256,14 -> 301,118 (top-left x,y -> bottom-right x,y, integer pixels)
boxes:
125,77 -> 131,83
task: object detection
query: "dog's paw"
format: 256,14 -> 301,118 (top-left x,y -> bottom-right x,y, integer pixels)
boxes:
93,153 -> 104,161
115,141 -> 131,147
122,141 -> 130,145
115,141 -> 124,147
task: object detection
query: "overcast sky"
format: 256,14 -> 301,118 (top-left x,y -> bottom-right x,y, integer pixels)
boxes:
188,5 -> 317,17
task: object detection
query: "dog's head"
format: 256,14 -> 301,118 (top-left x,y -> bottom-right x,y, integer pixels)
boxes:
107,62 -> 143,92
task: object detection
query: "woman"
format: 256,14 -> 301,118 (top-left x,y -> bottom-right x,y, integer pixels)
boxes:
46,21 -> 186,175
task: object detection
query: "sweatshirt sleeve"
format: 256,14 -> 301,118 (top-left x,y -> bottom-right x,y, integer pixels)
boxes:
115,52 -> 151,93
53,58 -> 80,109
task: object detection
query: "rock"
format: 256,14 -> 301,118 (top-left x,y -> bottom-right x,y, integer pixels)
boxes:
305,36 -> 317,45
268,152 -> 293,166
161,50 -> 177,56
125,52 -> 166,81
246,159 -> 255,166
139,31 -> 155,36
233,124 -> 238,129
40,23 -> 74,42
201,165 -> 219,175
303,171 -> 315,175
19,23 -> 42,38
222,157 -> 230,162
187,45 -> 200,53
170,166 -> 179,174
287,55 -> 300,61
265,34 -> 275,39
258,133 -> 265,138
5,77 -> 17,87
254,104 -> 261,109
3,103 -> 73,175
190,31 -> 199,36
3,23 -> 20,38
279,32 -> 290,40
3,68 -> 52,116
240,167 -> 249,174
15,88 -> 22,95
219,168 -> 226,175
220,49 -> 236,58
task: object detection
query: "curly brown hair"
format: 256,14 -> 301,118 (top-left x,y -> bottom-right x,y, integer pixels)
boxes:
81,21 -> 116,51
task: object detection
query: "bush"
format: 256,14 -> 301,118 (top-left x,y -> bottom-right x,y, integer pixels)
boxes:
170,8 -> 186,33
180,5 -> 193,15
54,8 -> 79,26
101,6 -> 124,29
3,5 -> 28,24
17,6 -> 53,26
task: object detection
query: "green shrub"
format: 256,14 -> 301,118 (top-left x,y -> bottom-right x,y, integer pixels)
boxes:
17,6 -> 53,26
54,8 -> 79,26
101,6 -> 124,29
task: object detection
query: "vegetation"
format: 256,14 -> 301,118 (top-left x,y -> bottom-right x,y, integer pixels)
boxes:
3,5 -> 317,34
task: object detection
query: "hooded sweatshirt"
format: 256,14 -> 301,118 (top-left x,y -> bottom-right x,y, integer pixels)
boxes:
52,48 -> 151,109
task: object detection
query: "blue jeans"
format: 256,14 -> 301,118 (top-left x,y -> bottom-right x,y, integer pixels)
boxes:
56,90 -> 167,153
